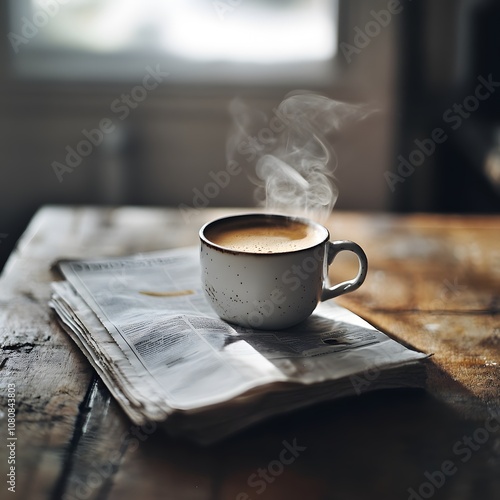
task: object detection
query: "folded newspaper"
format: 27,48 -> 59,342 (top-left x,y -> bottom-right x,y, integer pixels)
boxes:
49,247 -> 428,444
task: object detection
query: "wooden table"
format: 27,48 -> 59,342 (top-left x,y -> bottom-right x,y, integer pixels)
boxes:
1,206 -> 499,500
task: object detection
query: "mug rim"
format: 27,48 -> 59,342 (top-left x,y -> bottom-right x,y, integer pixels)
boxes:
199,213 -> 330,256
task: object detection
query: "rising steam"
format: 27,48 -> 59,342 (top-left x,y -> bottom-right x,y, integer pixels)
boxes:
227,91 -> 374,221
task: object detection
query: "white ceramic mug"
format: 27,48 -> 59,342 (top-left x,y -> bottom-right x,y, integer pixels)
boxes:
199,213 -> 367,330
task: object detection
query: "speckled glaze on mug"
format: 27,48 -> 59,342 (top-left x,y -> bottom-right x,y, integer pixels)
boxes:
199,214 -> 368,330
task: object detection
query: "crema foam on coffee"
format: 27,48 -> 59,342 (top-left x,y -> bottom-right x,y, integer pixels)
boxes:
207,218 -> 325,253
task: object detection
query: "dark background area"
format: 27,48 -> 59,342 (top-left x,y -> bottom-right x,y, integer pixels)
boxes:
1,0 -> 499,271
395,0 -> 500,212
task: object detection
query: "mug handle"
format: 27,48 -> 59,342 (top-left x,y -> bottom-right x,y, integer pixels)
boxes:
320,240 -> 368,301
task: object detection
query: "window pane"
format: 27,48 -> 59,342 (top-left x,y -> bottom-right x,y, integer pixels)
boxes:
11,0 -> 338,83
29,0 -> 337,62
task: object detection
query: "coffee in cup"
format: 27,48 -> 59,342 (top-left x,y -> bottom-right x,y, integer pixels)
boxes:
205,217 -> 323,254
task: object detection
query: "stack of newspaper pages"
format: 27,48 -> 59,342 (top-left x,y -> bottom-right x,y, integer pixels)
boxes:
50,247 -> 428,444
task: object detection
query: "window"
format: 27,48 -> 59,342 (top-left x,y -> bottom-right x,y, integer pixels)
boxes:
8,0 -> 338,84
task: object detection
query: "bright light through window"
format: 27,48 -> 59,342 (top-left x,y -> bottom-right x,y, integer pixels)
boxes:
30,0 -> 337,63
11,0 -> 338,83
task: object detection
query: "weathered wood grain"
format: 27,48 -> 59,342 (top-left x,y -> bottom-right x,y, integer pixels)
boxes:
1,207 -> 499,500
